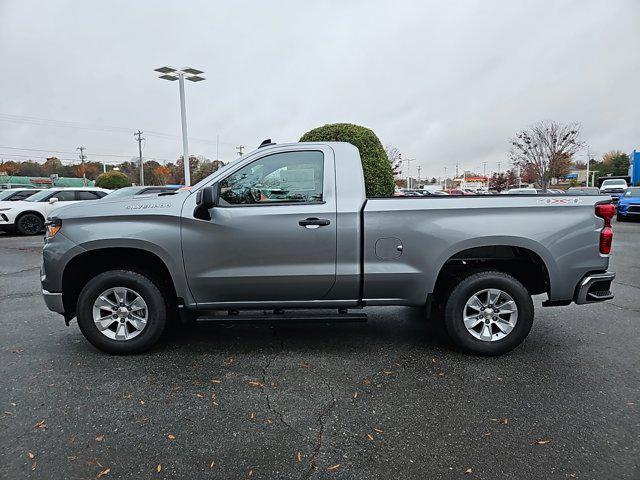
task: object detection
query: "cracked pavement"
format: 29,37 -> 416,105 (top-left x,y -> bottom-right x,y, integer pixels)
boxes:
0,220 -> 639,479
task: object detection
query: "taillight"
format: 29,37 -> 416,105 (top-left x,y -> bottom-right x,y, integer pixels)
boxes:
595,203 -> 615,254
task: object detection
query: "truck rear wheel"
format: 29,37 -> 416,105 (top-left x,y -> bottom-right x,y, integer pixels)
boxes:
76,270 -> 167,354
443,271 -> 534,356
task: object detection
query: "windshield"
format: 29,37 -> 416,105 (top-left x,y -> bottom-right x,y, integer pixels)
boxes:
0,190 -> 22,200
624,187 -> 640,197
25,190 -> 55,202
103,187 -> 141,199
602,180 -> 626,186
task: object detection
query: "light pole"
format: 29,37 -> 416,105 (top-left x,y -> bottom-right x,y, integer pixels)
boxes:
155,66 -> 205,186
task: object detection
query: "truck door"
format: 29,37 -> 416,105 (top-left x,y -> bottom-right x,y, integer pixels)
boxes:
181,147 -> 337,307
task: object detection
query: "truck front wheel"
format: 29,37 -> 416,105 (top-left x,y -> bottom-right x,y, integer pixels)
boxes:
76,270 -> 167,354
443,271 -> 534,356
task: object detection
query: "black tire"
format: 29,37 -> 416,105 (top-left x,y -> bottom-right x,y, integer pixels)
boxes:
443,271 -> 534,356
76,270 -> 167,354
16,213 -> 44,235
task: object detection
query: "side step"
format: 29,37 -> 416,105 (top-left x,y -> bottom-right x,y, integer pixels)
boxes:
196,309 -> 367,324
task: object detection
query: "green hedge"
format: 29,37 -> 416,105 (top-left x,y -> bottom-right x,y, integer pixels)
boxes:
299,123 -> 395,197
95,171 -> 132,190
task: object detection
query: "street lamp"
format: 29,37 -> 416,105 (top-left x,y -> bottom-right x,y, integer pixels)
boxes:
155,66 -> 206,186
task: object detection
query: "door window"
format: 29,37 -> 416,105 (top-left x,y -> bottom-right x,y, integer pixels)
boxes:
219,151 -> 324,206
48,191 -> 76,201
77,191 -> 102,200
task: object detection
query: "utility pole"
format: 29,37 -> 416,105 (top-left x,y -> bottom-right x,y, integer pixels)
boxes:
455,162 -> 459,179
443,166 -> 448,190
77,146 -> 87,186
586,147 -> 592,187
216,134 -> 220,161
236,145 -> 245,157
482,161 -> 487,178
497,161 -> 502,175
403,158 -> 414,189
135,130 -> 145,186
417,166 -> 422,187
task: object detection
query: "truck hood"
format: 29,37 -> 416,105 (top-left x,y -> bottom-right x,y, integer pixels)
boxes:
51,191 -> 191,221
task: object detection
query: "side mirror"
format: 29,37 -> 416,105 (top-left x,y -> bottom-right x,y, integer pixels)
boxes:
49,197 -> 59,204
194,184 -> 220,220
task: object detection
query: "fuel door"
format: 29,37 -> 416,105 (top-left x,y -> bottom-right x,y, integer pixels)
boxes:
375,237 -> 403,260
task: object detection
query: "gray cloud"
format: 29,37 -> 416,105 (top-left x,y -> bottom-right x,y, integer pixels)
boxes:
1,0 -> 638,178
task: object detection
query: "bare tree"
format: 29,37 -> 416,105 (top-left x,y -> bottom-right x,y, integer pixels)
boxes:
384,145 -> 402,176
509,120 -> 583,191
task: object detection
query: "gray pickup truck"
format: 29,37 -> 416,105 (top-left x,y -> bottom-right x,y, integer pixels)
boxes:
41,142 -> 616,355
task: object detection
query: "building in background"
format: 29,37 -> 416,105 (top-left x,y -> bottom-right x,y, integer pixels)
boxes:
0,173 -> 94,188
631,150 -> 640,186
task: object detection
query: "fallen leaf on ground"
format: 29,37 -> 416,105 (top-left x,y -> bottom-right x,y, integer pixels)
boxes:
95,435 -> 104,442
299,362 -> 311,369
34,420 -> 47,430
211,379 -> 222,384
139,400 -> 145,405
502,418 -> 509,425
352,392 -> 358,399
97,468 -> 111,478
195,393 -> 205,398
31,460 -> 37,471
167,434 -> 176,441
296,451 -> 302,462
248,468 -> 254,477
464,467 -> 473,474
247,381 -> 264,388
209,460 -> 215,468
383,370 -> 394,375
327,464 -> 341,471
373,427 -> 384,434
249,412 -> 256,419
483,432 -> 492,437
366,433 -> 374,441
156,464 -> 162,472
362,379 -> 371,385
27,452 -> 35,459
3,411 -> 13,416
266,418 -> 273,425
534,439 -> 551,445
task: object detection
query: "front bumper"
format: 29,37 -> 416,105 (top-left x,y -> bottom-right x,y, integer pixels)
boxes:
42,289 -> 65,313
574,272 -> 615,304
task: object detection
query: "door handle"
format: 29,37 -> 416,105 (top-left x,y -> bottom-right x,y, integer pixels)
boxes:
298,217 -> 331,228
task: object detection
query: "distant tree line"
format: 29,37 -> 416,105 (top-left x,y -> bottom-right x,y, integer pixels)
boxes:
0,155 -> 227,186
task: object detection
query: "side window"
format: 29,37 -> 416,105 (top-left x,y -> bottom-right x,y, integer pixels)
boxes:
49,191 -> 76,202
77,191 -> 102,200
219,151 -> 324,206
12,192 -> 32,201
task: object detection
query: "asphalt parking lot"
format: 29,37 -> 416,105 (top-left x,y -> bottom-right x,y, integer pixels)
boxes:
0,221 -> 638,480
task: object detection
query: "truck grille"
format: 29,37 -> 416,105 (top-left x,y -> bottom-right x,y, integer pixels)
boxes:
628,205 -> 640,214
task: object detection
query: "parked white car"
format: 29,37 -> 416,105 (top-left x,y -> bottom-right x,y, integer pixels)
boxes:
504,188 -> 538,194
0,187 -> 109,235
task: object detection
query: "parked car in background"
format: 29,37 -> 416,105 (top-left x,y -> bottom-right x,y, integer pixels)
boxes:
0,183 -> 38,189
0,187 -> 109,235
102,185 -> 179,200
0,188 -> 42,201
600,178 -> 627,203
505,188 -> 537,194
567,187 -> 601,196
616,187 -> 640,222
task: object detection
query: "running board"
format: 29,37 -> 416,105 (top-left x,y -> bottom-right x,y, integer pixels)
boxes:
195,309 -> 367,324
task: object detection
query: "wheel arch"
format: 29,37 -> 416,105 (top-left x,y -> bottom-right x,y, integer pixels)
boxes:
431,240 -> 554,303
61,247 -> 179,317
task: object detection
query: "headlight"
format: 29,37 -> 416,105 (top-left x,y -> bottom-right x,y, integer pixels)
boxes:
45,218 -> 62,238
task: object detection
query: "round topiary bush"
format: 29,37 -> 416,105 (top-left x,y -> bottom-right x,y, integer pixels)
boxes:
300,123 -> 395,197
95,170 -> 132,190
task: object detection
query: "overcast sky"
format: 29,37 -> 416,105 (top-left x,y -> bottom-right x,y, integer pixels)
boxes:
1,0 -> 638,178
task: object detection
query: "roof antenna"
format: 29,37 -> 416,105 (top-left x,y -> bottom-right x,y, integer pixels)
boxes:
259,138 -> 275,148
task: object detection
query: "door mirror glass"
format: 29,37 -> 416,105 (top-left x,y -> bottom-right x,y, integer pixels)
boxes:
49,197 -> 59,204
194,184 -> 219,220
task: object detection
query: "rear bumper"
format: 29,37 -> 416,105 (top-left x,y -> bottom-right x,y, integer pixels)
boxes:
574,272 -> 615,304
42,289 -> 65,314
